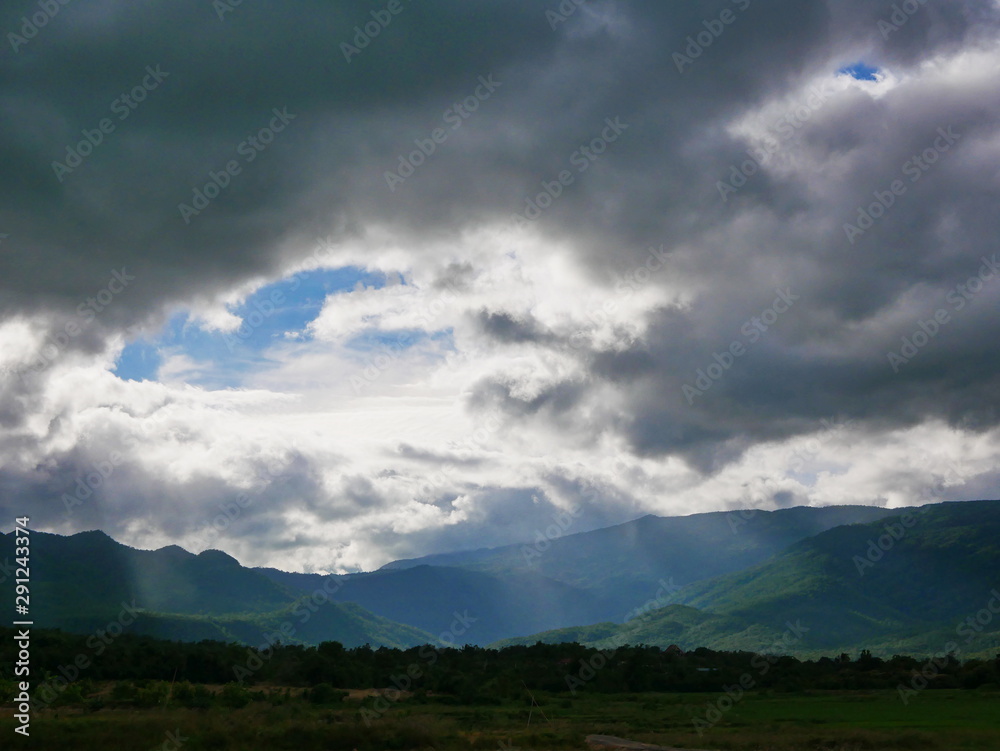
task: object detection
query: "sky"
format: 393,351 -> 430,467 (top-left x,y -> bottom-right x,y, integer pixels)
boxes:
2,0 -> 1000,574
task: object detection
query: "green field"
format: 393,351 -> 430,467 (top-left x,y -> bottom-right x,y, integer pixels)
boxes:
4,686 -> 999,750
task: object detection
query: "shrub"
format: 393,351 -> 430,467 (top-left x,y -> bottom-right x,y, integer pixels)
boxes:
308,682 -> 348,704
50,684 -> 85,707
173,680 -> 213,709
135,681 -> 170,708
219,682 -> 252,708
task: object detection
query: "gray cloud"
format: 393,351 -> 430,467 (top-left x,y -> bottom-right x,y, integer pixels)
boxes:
2,0 -> 1000,565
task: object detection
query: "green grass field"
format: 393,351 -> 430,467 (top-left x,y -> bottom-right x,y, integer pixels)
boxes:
3,686 -> 999,750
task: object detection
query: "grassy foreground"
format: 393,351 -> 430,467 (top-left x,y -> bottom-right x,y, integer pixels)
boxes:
3,686 -> 1000,750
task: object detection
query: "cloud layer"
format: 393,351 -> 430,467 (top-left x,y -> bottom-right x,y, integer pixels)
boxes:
2,0 -> 999,571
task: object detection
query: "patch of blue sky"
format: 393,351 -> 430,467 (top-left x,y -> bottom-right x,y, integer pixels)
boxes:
113,337 -> 162,382
838,62 -> 880,81
344,327 -> 456,359
113,266 -> 387,384
113,311 -> 261,386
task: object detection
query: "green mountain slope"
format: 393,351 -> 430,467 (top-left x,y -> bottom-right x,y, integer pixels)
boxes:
20,530 -> 295,620
6,500 -> 999,655
677,500 -> 1000,647
381,504 -> 901,618
122,599 -> 434,649
0,529 -> 433,648
257,563 -> 608,645
495,500 -> 1000,657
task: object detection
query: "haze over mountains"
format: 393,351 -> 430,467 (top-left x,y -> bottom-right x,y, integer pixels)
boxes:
5,500 -> 1000,658
376,503 -> 900,619
498,500 -> 1000,658
3,529 -> 433,650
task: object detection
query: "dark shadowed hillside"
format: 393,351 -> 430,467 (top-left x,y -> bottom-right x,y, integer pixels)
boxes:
496,500 -> 1000,657
381,504 -> 901,617
0,529 -> 433,649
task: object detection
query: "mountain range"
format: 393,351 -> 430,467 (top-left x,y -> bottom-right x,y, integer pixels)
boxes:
5,500 -> 1000,657
2,529 -> 433,649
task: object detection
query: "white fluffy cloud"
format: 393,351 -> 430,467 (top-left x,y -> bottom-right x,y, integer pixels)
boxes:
2,0 -> 999,571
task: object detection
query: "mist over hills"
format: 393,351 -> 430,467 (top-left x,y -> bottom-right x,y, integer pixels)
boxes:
257,563 -> 608,646
1,528 -> 433,649
5,500 -> 1000,657
497,500 -> 1000,658
378,504 -> 900,618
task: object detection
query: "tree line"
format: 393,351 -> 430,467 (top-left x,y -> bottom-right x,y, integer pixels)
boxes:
2,627 -> 999,706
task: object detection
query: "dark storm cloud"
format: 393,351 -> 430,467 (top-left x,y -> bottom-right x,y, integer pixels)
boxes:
1,0 -> 982,321
473,309 -> 556,345
431,261 -> 476,292
3,0 -> 1000,476
0,0 -> 559,324
0,437 -> 361,569
469,376 -> 590,422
